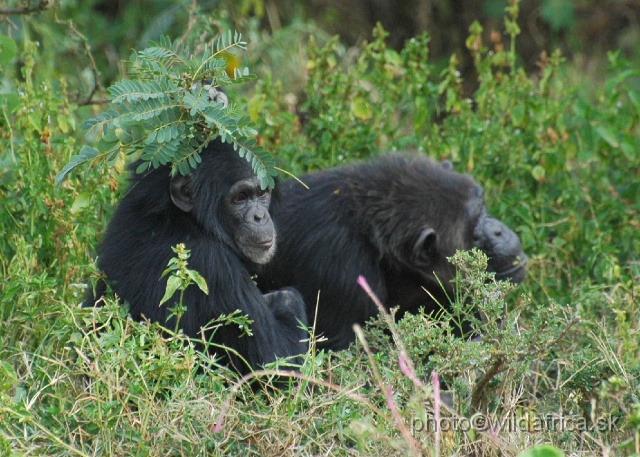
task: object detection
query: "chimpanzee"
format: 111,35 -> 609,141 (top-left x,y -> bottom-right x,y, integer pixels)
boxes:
257,154 -> 527,350
87,138 -> 308,374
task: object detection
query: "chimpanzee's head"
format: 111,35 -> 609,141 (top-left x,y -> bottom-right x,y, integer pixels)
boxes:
169,140 -> 277,265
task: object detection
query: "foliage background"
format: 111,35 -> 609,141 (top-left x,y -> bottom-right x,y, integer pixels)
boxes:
0,0 -> 639,455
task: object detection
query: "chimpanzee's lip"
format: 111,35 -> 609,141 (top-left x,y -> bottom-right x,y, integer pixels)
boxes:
494,254 -> 528,280
255,239 -> 274,249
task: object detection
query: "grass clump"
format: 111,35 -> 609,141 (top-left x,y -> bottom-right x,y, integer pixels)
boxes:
1,1 -> 639,455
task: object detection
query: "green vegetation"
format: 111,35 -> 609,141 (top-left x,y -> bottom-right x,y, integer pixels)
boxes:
56,32 -> 278,189
1,1 -> 639,455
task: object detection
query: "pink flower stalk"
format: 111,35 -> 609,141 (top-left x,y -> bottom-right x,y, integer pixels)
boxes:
432,370 -> 441,456
357,275 -> 382,308
399,351 -> 423,388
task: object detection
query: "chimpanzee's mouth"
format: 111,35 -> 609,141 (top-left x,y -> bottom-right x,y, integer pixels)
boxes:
255,239 -> 274,249
493,254 -> 528,282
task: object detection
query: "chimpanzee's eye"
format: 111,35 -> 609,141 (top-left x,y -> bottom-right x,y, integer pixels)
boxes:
232,193 -> 247,204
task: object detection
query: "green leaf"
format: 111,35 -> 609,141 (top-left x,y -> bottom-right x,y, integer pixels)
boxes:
594,125 -> 619,148
531,165 -> 546,182
201,104 -> 233,130
130,98 -> 177,121
350,97 -> 372,121
141,137 -> 181,168
517,445 -> 565,457
230,66 -> 257,84
159,275 -> 182,306
109,80 -> 170,103
70,192 -> 92,214
215,30 -> 247,53
235,140 -> 277,189
136,161 -> 151,174
0,34 -> 18,65
163,125 -> 178,143
175,158 -> 191,176
203,57 -> 228,72
80,109 -> 121,131
137,36 -> 187,70
187,270 -> 209,295
0,360 -> 17,391
0,93 -> 20,113
183,87 -> 210,116
56,146 -> 100,185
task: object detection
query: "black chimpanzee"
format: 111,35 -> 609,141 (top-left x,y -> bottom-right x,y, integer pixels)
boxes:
257,154 -> 527,350
87,138 -> 308,374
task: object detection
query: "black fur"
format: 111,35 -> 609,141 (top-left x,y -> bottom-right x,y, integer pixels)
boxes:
257,154 -> 527,350
87,139 -> 308,374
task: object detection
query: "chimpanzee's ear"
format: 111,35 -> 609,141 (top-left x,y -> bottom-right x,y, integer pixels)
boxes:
412,226 -> 437,265
170,174 -> 194,212
441,160 -> 453,171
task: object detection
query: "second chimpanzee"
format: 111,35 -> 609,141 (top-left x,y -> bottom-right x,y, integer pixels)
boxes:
88,138 -> 308,374
257,154 -> 527,350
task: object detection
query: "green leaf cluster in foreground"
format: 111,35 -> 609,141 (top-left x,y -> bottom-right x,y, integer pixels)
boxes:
56,33 -> 277,189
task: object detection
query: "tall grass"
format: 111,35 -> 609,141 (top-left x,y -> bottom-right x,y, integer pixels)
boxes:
1,3 -> 639,455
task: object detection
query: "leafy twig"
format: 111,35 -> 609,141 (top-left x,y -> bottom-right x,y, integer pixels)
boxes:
57,32 -> 274,188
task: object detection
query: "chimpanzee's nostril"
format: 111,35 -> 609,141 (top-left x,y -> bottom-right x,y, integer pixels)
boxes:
253,209 -> 265,222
